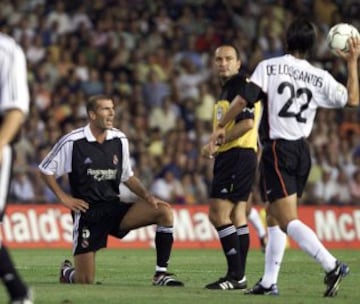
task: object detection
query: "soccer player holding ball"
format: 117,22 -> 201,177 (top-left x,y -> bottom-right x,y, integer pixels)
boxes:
209,18 -> 359,297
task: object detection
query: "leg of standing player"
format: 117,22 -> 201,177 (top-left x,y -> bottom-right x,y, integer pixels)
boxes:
271,195 -> 347,297
245,204 -> 286,295
246,139 -> 348,297
231,201 -> 250,281
0,145 -> 32,303
205,199 -> 247,289
247,205 -> 267,251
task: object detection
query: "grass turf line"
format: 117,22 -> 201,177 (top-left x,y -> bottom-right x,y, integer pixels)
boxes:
0,248 -> 358,304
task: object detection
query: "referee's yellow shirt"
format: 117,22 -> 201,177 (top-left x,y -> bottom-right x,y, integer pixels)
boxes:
213,100 -> 261,153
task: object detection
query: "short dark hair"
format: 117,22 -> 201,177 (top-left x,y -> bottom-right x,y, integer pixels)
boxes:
286,18 -> 316,54
86,95 -> 113,113
218,44 -> 240,60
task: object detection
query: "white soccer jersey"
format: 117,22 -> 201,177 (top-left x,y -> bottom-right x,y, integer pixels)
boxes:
0,33 -> 29,115
250,54 -> 348,140
0,33 -> 29,218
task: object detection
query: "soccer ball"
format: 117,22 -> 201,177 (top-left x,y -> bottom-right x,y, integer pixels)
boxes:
327,23 -> 360,55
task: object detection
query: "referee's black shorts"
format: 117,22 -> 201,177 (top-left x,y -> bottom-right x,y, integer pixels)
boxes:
211,147 -> 257,203
259,138 -> 311,203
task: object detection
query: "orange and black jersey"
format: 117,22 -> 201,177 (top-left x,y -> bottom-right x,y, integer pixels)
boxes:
213,73 -> 261,153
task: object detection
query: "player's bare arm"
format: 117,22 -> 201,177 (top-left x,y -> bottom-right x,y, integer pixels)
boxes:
206,118 -> 253,157
218,95 -> 248,128
0,109 -> 25,164
40,173 -> 89,212
201,143 -> 217,159
124,175 -> 163,209
338,36 -> 360,107
200,143 -> 211,158
225,118 -> 254,142
208,128 -> 226,155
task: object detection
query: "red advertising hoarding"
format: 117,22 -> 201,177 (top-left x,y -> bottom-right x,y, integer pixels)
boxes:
1,204 -> 359,249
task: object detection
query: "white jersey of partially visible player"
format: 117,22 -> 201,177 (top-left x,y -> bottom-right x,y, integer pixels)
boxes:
0,33 -> 29,115
250,54 -> 347,140
0,33 -> 29,216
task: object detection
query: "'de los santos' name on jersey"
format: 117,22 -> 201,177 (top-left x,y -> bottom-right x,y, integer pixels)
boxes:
266,64 -> 324,88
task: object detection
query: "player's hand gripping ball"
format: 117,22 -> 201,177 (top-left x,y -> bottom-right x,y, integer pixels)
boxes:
327,23 -> 360,56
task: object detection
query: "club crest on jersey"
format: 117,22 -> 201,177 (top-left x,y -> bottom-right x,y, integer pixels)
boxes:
81,228 -> 90,248
81,227 -> 90,248
113,155 -> 118,165
81,240 -> 89,248
82,228 -> 90,239
216,107 -> 223,120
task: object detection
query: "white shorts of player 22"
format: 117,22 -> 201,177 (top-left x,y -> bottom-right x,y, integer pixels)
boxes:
327,23 -> 360,55
0,145 -> 12,216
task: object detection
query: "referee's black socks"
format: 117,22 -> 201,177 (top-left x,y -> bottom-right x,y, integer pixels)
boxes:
217,224 -> 243,280
237,224 -> 250,278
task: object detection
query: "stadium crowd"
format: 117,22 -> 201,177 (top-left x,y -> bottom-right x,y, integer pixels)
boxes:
2,0 -> 360,206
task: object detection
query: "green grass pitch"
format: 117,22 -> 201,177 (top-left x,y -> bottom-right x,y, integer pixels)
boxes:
0,248 -> 359,304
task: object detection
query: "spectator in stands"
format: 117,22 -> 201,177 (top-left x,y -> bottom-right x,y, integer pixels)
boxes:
149,95 -> 179,135
151,169 -> 184,204
142,69 -> 170,108
349,170 -> 360,204
10,169 -> 36,202
46,2 -> 72,35
26,33 -> 46,64
174,59 -> 208,101
332,169 -> 351,205
312,168 -> 339,204
313,0 -> 339,28
195,82 -> 216,126
71,4 -> 93,32
80,68 -> 104,96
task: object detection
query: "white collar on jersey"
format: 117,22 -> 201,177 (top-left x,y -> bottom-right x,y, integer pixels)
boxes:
84,124 -> 115,142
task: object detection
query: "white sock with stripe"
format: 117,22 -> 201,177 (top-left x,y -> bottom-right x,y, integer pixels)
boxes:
287,219 -> 336,272
261,225 -> 286,288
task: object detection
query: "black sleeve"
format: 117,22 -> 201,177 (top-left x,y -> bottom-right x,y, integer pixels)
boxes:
241,81 -> 263,106
229,75 -> 258,123
231,75 -> 262,107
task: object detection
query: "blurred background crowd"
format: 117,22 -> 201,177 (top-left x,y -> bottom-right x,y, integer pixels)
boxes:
2,0 -> 360,206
